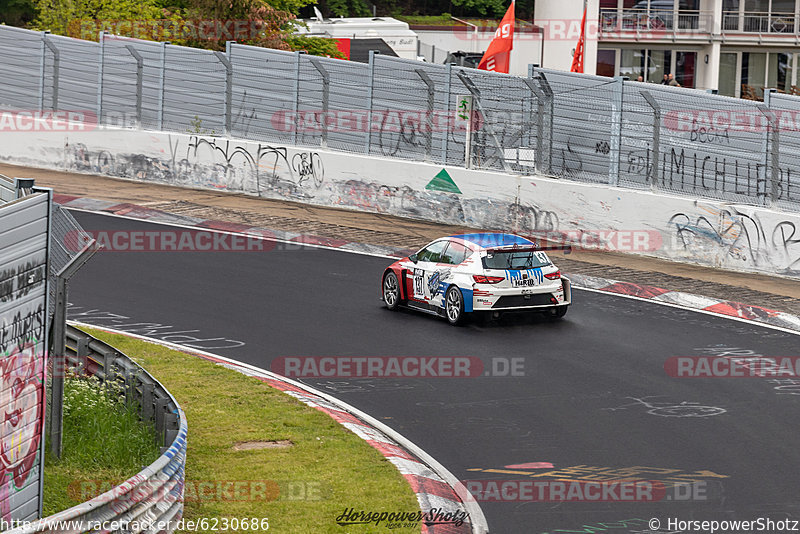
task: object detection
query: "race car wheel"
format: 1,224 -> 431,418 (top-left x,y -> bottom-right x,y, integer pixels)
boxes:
547,305 -> 569,320
383,271 -> 401,310
445,286 -> 465,326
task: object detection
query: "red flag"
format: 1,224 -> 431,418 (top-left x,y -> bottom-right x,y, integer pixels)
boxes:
478,1 -> 515,73
570,8 -> 586,73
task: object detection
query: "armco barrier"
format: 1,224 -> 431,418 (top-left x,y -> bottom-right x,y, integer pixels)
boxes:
6,325 -> 187,534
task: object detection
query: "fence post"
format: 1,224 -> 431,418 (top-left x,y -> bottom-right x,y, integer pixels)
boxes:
158,42 -> 167,131
640,90 -> 660,190
415,68 -> 435,161
533,73 -> 554,175
213,51 -> 232,137
38,31 -> 51,112
365,51 -> 378,155
292,51 -> 303,146
523,71 -> 546,175
125,45 -> 144,129
608,76 -> 625,186
97,31 -> 105,126
456,70 -> 511,172
42,33 -> 59,111
309,58 -> 330,148
441,62 -> 452,164
761,90 -> 780,206
49,277 -> 67,459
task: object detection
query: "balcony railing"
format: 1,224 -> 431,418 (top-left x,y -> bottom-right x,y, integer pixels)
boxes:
722,11 -> 796,33
599,8 -> 713,36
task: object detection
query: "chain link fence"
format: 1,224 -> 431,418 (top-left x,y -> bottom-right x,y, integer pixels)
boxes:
1,25 -> 800,210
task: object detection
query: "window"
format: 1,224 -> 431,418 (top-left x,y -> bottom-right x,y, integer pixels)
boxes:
718,52 -> 738,96
767,52 -> 792,92
675,51 -> 696,88
620,49 -> 646,80
416,241 -> 448,263
597,50 -> 617,78
483,250 -> 552,270
440,241 -> 472,265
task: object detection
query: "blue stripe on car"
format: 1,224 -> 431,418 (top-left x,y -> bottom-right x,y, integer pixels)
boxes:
460,287 -> 474,312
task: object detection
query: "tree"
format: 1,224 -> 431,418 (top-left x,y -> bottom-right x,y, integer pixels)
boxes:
449,0 -> 505,17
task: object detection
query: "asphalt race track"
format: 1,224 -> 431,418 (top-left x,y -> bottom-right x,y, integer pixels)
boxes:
68,211 -> 800,533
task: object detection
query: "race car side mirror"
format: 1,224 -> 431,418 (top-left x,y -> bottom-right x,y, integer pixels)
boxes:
409,253 -> 418,263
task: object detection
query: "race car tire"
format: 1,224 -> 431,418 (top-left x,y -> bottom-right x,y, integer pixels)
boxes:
547,305 -> 569,320
383,271 -> 402,310
445,286 -> 465,326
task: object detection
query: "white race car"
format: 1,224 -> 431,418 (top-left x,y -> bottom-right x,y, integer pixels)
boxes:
381,233 -> 571,325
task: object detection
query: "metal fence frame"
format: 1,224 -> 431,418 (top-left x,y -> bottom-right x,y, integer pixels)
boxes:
1,24 -> 799,211
7,325 -> 188,533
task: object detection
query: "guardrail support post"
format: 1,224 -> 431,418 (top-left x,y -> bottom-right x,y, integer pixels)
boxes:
142,382 -> 155,420
155,398 -> 169,445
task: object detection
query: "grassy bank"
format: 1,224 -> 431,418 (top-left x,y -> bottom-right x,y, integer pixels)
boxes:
44,327 -> 420,533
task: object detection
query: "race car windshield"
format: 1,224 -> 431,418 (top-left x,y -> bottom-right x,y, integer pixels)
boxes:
483,250 -> 551,270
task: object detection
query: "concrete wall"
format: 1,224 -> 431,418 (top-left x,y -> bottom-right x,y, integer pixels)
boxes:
1,127 -> 799,279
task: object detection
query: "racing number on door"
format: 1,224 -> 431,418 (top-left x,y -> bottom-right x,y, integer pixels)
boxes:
413,269 -> 425,300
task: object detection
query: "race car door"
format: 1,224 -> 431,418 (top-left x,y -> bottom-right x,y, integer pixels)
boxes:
408,240 -> 449,305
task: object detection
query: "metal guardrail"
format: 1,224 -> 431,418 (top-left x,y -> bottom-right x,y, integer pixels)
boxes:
6,325 -> 187,533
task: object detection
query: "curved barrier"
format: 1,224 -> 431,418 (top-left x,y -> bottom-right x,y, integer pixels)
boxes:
7,325 -> 187,533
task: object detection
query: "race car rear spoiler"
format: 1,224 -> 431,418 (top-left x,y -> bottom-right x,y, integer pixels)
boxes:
484,245 -> 572,254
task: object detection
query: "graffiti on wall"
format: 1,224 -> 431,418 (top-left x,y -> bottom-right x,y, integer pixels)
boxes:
0,253 -> 46,519
66,136 -> 326,200
668,206 -> 800,275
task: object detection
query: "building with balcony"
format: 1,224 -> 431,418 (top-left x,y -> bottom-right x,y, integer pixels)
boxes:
535,0 -> 800,98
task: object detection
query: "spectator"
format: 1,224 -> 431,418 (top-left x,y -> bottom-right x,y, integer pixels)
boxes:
637,75 -> 644,82
668,73 -> 681,87
661,74 -> 669,85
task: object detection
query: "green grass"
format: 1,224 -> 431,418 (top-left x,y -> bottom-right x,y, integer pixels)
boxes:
43,372 -> 161,515
44,327 -> 421,533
